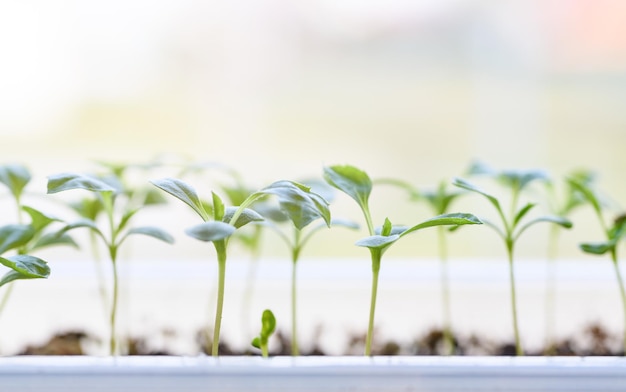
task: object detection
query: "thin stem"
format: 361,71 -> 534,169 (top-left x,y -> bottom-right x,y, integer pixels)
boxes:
291,236 -> 300,356
365,250 -> 381,356
506,241 -> 523,356
438,226 -> 454,355
544,225 -> 560,354
109,246 -> 119,356
362,203 -> 375,236
610,249 -> 626,355
261,342 -> 269,358
212,240 -> 227,357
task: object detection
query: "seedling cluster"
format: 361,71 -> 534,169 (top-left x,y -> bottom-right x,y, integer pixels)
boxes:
0,159 -> 623,357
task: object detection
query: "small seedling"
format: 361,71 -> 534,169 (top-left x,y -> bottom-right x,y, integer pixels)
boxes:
569,176 -> 626,353
324,165 -> 482,356
375,178 -> 464,354
151,178 -> 330,356
453,171 -> 572,356
47,173 -> 174,355
0,165 -> 73,322
542,169 -> 596,353
251,309 -> 276,358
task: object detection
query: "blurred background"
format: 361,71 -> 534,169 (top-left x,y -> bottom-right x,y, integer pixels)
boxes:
0,0 -> 626,354
2,0 -> 625,259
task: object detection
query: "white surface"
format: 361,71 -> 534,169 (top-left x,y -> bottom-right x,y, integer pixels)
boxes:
1,356 -> 626,392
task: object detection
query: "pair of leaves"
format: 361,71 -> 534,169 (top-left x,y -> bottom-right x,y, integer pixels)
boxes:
453,177 -> 572,240
0,225 -> 50,288
356,213 -> 482,254
151,178 -> 331,243
48,173 -> 174,247
467,161 -> 548,192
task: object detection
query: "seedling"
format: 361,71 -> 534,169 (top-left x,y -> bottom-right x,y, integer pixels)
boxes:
251,309 -> 276,358
453,172 -> 573,355
542,170 -> 596,353
0,165 -> 72,322
263,181 -> 357,355
47,173 -> 175,355
324,165 -> 481,356
569,177 -> 626,353
151,178 -> 330,356
375,178 -> 464,354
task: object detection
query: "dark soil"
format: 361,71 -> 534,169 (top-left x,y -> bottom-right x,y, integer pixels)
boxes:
17,322 -> 625,356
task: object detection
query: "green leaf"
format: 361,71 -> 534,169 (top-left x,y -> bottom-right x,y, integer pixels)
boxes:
31,232 -> 78,251
580,241 -> 614,255
323,165 -> 372,211
261,309 -> 276,337
142,188 -> 168,206
0,254 -> 50,287
497,169 -> 548,191
150,178 -> 210,221
60,219 -> 105,240
423,181 -> 463,215
22,206 -> 61,233
0,224 -> 35,255
47,173 -> 117,194
124,227 -> 175,244
400,213 -> 483,238
515,215 -> 573,240
452,178 -> 502,212
566,177 -> 603,218
0,164 -> 31,200
223,207 -> 264,229
69,198 -> 103,221
212,192 -> 225,222
381,218 -> 393,236
118,209 -> 139,234
185,221 -> 236,242
513,203 -> 536,227
251,181 -> 331,230
355,234 -> 400,250
251,336 -> 261,349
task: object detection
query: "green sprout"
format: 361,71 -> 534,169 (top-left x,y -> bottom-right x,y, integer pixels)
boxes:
251,309 -> 276,358
324,165 -> 481,356
542,169 -> 596,353
375,178 -> 464,354
453,170 -> 573,356
0,165 -> 73,324
262,179 -> 358,355
151,178 -> 330,356
569,176 -> 626,354
47,173 -> 175,355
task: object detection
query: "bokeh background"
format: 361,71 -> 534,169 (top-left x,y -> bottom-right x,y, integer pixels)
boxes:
1,0 -> 625,260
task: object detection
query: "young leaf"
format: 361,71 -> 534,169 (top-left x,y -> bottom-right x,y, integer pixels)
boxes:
0,164 -> 31,200
70,198 -> 103,221
212,192 -> 225,222
0,255 -> 50,280
323,165 -> 372,210
31,232 -> 78,251
497,169 -> 548,191
251,337 -> 261,349
513,203 -> 536,227
515,216 -> 573,240
47,173 -> 117,194
261,309 -> 276,337
22,206 -> 61,233
566,177 -> 603,219
150,178 -> 210,221
452,178 -> 501,212
60,219 -> 106,242
400,213 -> 483,238
252,181 -> 331,230
117,209 -> 139,234
223,207 -> 264,229
580,241 -> 614,255
355,234 -> 400,251
0,224 -> 35,254
185,221 -> 236,242
123,227 -> 175,244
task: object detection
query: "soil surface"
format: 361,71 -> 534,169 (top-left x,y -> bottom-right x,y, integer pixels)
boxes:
17,323 -> 625,356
